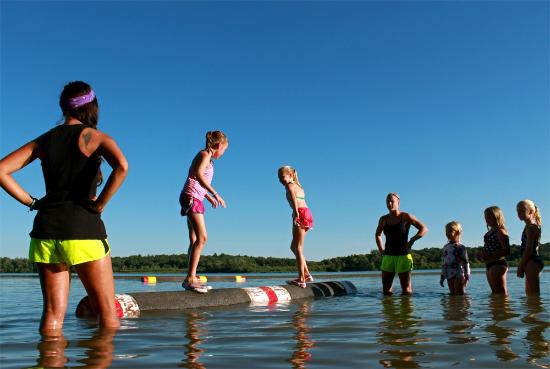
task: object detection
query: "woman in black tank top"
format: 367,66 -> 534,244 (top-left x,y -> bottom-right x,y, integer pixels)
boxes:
0,81 -> 128,333
375,193 -> 428,295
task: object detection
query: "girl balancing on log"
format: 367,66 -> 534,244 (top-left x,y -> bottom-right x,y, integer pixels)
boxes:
278,166 -> 314,288
179,131 -> 228,293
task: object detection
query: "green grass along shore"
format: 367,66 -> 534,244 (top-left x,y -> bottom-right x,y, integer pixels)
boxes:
1,243 -> 547,273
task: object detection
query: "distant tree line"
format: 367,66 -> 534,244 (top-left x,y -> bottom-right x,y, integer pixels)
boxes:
1,243 -> 548,273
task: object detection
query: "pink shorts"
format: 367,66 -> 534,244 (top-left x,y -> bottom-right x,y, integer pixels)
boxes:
294,207 -> 313,230
179,193 -> 205,216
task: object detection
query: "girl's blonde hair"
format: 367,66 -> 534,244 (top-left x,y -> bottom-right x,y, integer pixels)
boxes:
445,221 -> 462,235
278,166 -> 302,187
484,206 -> 507,230
205,131 -> 228,151
517,199 -> 542,227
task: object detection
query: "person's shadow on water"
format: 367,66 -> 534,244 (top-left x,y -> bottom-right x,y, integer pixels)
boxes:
485,294 -> 519,362
377,295 -> 424,369
521,295 -> 550,367
179,312 -> 207,369
440,294 -> 477,345
31,328 -> 115,369
287,301 -> 315,369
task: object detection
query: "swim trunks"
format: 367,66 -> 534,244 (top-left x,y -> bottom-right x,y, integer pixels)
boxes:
294,207 -> 313,230
179,192 -> 205,216
29,238 -> 110,266
485,259 -> 508,270
381,254 -> 413,274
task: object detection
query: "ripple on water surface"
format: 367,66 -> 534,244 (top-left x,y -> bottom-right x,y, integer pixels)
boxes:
0,272 -> 548,368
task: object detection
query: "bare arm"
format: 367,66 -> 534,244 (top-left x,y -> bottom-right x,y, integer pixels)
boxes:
192,151 -> 225,207
193,151 -> 216,194
91,132 -> 128,213
405,213 -> 429,247
0,141 -> 40,208
375,216 -> 386,254
462,246 -> 471,279
286,183 -> 300,218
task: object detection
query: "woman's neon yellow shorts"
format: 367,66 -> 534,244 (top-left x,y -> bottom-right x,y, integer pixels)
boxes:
380,254 -> 413,274
29,238 -> 110,266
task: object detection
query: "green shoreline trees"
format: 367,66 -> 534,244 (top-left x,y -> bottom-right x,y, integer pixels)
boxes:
1,243 -> 547,273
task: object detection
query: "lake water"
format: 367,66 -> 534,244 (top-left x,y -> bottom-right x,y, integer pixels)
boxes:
0,270 -> 548,369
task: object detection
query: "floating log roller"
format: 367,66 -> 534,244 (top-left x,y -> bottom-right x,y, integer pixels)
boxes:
76,281 -> 357,318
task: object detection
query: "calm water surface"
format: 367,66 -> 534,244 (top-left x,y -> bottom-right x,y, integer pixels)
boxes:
0,270 -> 548,368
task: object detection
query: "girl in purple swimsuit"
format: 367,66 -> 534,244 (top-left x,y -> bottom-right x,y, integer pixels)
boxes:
179,131 -> 228,293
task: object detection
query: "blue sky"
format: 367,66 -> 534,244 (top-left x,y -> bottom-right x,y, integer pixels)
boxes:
1,1 -> 548,260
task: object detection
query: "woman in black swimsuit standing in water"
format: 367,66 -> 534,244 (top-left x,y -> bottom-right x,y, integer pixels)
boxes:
375,193 -> 428,295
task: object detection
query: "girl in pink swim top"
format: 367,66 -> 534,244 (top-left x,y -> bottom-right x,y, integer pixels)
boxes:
278,166 -> 314,288
179,131 -> 228,293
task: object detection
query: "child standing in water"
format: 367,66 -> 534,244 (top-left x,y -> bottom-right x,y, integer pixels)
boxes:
440,221 -> 470,295
516,199 -> 544,295
180,131 -> 228,293
478,206 -> 510,295
278,166 -> 314,288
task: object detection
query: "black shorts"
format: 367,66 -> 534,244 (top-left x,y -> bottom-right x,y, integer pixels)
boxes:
485,259 -> 508,270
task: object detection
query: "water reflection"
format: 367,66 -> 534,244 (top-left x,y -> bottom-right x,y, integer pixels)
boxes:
33,328 -> 115,369
33,334 -> 68,368
521,296 -> 550,366
485,294 -> 520,362
288,301 -> 315,369
377,296 -> 424,368
75,328 -> 115,367
440,294 -> 477,344
179,312 -> 207,369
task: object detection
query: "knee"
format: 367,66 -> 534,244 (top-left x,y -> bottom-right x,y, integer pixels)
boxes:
195,234 -> 207,246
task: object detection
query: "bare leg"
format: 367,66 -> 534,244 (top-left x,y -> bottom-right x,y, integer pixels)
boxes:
398,271 -> 412,295
453,277 -> 465,295
75,255 -> 120,329
487,265 -> 508,295
447,277 -> 456,295
186,217 -> 197,273
37,263 -> 71,334
290,225 -> 307,281
524,260 -> 542,295
186,213 -> 207,284
382,271 -> 395,295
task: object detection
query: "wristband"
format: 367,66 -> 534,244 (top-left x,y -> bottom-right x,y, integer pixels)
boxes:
28,196 -> 38,211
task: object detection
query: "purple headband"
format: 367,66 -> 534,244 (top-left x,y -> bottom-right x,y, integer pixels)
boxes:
64,90 -> 96,110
